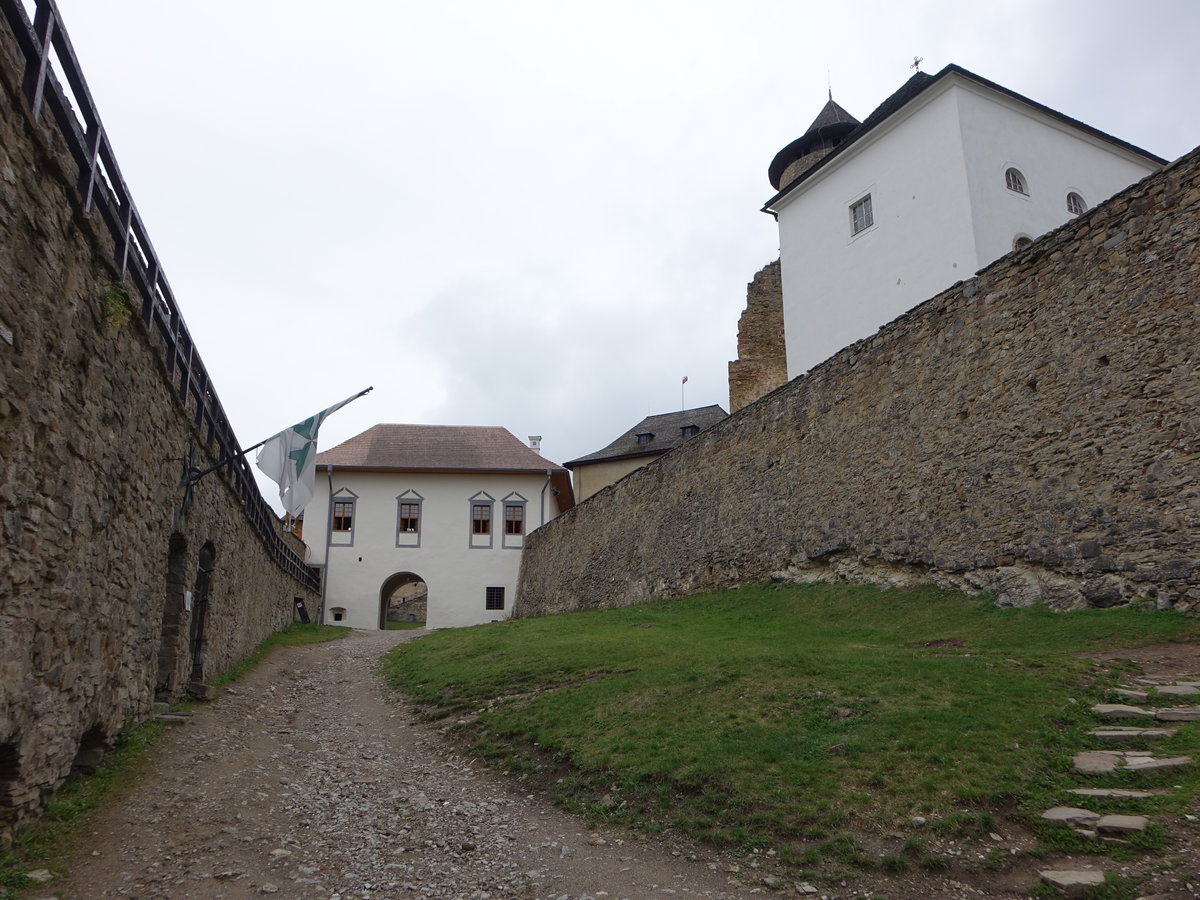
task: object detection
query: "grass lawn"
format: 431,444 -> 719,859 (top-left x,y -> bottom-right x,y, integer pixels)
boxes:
381,583 -> 1200,860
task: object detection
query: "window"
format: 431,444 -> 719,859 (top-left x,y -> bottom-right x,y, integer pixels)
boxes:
1005,167 -> 1028,195
636,432 -> 654,445
680,424 -> 699,438
395,490 -> 423,548
1066,192 -> 1087,215
330,607 -> 346,623
849,194 -> 873,235
329,489 -> 357,546
472,503 -> 491,534
1013,234 -> 1033,251
399,503 -> 419,533
485,586 -> 505,611
501,492 -> 527,549
332,501 -> 354,531
468,492 -> 495,548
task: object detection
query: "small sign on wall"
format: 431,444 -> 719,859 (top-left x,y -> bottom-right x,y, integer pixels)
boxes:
184,590 -> 193,612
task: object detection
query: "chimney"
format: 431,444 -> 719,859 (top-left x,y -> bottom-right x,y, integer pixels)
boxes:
528,435 -> 542,453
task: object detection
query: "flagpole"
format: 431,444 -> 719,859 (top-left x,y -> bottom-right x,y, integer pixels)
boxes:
184,386 -> 373,487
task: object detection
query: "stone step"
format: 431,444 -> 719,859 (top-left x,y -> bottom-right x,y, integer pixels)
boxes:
1068,787 -> 1156,799
1073,750 -> 1191,774
1096,813 -> 1149,834
1089,726 -> 1178,741
1156,684 -> 1200,697
1092,703 -> 1200,721
1039,869 -> 1106,896
1041,806 -> 1099,826
1155,706 -> 1200,721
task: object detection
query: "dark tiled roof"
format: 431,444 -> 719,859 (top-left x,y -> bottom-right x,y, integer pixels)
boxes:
764,64 -> 1167,207
564,405 -> 728,468
317,424 -> 566,473
768,96 -> 861,189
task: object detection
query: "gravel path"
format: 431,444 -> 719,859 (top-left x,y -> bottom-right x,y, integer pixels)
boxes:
50,630 -> 769,900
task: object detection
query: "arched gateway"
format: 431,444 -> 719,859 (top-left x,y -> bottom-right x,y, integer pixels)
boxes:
378,571 -> 427,629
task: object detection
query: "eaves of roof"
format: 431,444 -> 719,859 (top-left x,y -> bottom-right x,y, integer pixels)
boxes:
762,63 -> 1167,214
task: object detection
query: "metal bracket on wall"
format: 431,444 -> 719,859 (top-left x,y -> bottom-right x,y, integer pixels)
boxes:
176,442 -> 198,518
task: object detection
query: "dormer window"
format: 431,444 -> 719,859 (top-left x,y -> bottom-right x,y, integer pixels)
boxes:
636,432 -> 654,445
1066,192 -> 1087,215
680,425 -> 699,438
1005,167 -> 1028,195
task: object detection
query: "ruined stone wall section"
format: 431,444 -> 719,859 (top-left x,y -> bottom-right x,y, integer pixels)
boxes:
728,259 -> 788,412
520,147 -> 1200,619
0,25 -> 317,838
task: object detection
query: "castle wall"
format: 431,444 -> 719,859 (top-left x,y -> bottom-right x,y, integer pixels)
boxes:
728,259 -> 786,412
0,17 -> 317,839
517,146 -> 1200,619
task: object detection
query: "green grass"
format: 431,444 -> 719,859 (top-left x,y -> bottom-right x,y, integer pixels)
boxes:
214,621 -> 347,685
385,620 -> 425,630
381,582 -> 1200,858
0,718 -> 162,899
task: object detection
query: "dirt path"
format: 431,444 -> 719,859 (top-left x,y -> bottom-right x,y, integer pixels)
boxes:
48,630 -> 771,900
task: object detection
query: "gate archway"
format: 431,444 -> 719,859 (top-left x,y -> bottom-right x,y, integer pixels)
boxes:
378,571 -> 427,629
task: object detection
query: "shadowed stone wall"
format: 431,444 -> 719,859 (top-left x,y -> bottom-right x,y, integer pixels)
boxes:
0,23 -> 318,840
728,259 -> 787,412
518,147 -> 1200,619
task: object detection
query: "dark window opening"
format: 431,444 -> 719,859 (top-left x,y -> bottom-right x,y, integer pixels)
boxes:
399,502 -> 420,533
333,501 -> 354,532
504,505 -> 524,535
485,586 -> 505,610
472,504 -> 491,535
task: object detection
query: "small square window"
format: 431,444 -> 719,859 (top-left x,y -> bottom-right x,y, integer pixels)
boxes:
680,425 -> 699,438
636,432 -> 654,445
850,195 -> 873,235
485,586 -> 505,610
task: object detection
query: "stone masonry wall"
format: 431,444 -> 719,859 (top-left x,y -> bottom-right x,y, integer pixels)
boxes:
519,147 -> 1200,619
728,259 -> 787,412
0,23 -> 318,839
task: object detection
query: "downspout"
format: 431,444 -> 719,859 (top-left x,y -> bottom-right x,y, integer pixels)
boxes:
319,464 -> 334,623
540,469 -> 552,527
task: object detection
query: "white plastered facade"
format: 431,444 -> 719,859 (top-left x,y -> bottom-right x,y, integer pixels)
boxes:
772,73 -> 1161,378
305,468 -> 563,630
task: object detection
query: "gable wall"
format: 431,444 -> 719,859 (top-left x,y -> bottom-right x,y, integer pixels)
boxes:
516,146 -> 1200,619
308,469 -> 557,628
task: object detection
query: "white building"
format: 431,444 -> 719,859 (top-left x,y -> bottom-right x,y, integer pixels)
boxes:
304,424 -> 574,630
763,65 -> 1165,378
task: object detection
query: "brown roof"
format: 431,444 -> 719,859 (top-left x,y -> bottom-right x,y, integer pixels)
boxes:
317,424 -> 566,473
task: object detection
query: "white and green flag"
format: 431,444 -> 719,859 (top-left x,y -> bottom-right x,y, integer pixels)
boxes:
256,389 -> 368,517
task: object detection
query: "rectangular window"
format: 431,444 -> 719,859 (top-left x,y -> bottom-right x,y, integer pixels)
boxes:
504,504 -> 524,535
332,500 -> 354,532
472,503 -> 491,535
850,194 -> 873,235
399,502 -> 420,533
485,586 -> 505,610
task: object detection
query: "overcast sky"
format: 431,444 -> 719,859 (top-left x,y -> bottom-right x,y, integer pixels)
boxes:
38,1 -> 1200,511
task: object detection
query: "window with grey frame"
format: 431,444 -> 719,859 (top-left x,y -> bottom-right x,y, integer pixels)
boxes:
501,492 -> 527,549
396,490 -> 423,548
330,489 -> 357,546
468,491 -> 494,549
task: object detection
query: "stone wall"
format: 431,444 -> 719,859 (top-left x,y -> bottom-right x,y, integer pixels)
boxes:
0,21 -> 318,839
728,259 -> 787,412
519,147 -> 1200,619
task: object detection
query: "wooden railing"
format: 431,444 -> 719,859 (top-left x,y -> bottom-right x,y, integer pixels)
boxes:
1,0 -> 319,591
